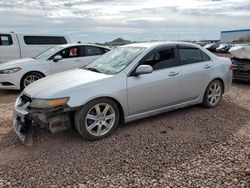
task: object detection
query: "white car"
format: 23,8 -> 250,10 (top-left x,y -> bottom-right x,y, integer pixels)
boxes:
0,44 -> 110,90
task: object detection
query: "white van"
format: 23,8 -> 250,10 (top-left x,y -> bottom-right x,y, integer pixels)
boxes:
0,32 -> 71,63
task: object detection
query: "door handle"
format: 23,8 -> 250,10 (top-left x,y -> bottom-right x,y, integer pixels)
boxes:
168,72 -> 179,76
204,64 -> 212,69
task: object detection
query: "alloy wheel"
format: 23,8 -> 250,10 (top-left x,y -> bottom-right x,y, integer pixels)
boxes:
207,82 -> 222,106
23,75 -> 40,87
85,103 -> 116,136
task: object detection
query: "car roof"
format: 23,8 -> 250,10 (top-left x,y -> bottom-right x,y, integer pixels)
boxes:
123,41 -> 200,49
58,43 -> 110,49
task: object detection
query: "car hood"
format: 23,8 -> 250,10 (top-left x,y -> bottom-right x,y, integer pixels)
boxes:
0,58 -> 37,69
24,69 -> 112,98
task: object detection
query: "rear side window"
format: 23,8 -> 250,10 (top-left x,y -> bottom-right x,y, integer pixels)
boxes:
142,48 -> 178,70
85,46 -> 106,56
24,36 -> 67,45
179,48 -> 203,65
201,51 -> 211,61
0,34 -> 13,46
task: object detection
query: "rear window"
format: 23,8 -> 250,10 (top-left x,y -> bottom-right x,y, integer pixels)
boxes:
0,34 -> 13,46
24,36 -> 67,45
85,46 -> 106,56
179,48 -> 206,65
201,51 -> 211,61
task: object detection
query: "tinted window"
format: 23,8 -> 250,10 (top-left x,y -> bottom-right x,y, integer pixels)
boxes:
179,48 -> 203,65
24,36 -> 67,45
201,51 -> 211,61
0,34 -> 13,46
53,46 -> 83,59
85,46 -> 105,56
142,48 -> 178,70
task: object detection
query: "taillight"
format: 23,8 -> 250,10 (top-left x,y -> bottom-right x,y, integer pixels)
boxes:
230,64 -> 237,70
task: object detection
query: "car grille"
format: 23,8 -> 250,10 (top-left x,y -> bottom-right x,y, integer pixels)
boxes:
231,58 -> 250,72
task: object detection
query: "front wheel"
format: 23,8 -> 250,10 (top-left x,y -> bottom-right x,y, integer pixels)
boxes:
21,72 -> 44,90
202,80 -> 223,108
74,98 -> 120,141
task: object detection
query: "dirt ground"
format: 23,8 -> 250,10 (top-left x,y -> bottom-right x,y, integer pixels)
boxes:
0,53 -> 249,187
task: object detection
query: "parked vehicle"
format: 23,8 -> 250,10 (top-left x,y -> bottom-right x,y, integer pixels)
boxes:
194,42 -> 208,47
0,44 -> 110,90
0,32 -> 70,63
229,46 -> 250,81
13,42 -> 232,145
204,43 -> 219,52
216,44 -> 234,53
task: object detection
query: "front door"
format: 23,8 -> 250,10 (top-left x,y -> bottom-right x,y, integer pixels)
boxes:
49,46 -> 86,74
127,47 -> 181,116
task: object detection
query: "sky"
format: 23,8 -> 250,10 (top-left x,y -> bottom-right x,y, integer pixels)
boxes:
0,0 -> 250,43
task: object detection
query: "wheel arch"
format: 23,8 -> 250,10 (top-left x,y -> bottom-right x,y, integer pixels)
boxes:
211,77 -> 225,94
203,77 -> 225,101
20,71 -> 46,89
78,96 -> 125,125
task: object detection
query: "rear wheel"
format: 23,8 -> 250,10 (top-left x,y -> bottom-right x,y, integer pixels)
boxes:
74,98 -> 120,141
202,80 -> 223,108
21,72 -> 44,90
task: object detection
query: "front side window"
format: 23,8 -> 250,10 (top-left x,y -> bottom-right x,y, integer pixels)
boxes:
85,46 -> 106,56
179,48 -> 203,65
34,46 -> 65,60
142,48 -> 178,70
54,46 -> 83,59
0,34 -> 13,46
84,47 -> 145,75
24,36 -> 67,45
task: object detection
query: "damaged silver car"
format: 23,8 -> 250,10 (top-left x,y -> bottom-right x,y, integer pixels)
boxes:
13,42 -> 233,145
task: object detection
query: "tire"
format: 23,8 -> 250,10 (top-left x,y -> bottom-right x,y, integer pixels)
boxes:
202,79 -> 223,108
21,72 -> 44,90
74,98 -> 120,141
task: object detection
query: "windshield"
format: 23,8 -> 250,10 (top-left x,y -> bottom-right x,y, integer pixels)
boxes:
84,47 -> 145,75
34,46 -> 65,60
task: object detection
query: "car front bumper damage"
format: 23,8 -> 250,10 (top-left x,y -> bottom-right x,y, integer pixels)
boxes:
232,58 -> 250,82
13,95 -> 73,145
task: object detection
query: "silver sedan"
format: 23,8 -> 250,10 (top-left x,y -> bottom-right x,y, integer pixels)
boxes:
13,42 -> 232,144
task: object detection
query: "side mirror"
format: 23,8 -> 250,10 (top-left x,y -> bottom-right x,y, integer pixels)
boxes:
135,65 -> 153,75
53,55 -> 62,62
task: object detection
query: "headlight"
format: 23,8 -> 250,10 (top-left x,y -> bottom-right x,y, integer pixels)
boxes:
0,67 -> 22,74
30,97 -> 69,108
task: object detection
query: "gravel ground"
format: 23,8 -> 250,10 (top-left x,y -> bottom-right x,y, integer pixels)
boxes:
0,54 -> 249,187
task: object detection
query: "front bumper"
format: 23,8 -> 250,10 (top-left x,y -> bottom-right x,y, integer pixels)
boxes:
232,59 -> 250,82
233,71 -> 250,82
13,104 -> 33,144
0,72 -> 22,90
13,94 -> 72,145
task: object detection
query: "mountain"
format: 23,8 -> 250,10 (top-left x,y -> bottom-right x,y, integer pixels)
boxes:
104,38 -> 132,46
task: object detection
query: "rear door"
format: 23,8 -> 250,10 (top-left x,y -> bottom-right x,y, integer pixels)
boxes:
0,34 -> 19,63
127,46 -> 181,116
177,45 -> 213,103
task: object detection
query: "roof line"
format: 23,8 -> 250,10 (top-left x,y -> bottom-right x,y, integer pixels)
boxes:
221,29 -> 250,33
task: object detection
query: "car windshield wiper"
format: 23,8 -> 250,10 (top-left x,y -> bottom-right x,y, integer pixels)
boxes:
84,67 -> 101,73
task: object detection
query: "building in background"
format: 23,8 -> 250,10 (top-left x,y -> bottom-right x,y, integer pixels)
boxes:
220,29 -> 250,43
